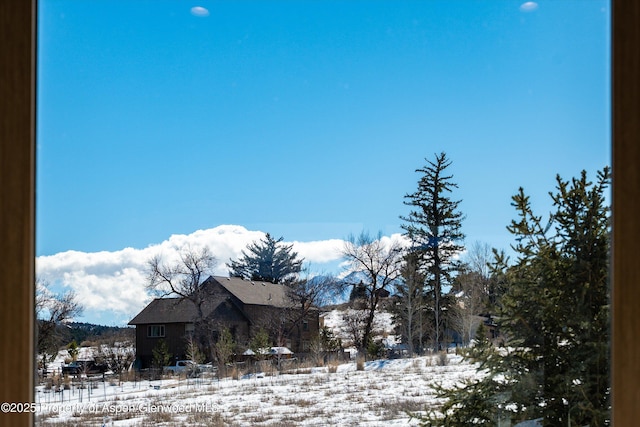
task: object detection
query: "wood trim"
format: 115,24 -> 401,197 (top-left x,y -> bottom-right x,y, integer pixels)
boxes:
0,1 -> 636,426
0,1 -> 35,426
612,1 -> 640,425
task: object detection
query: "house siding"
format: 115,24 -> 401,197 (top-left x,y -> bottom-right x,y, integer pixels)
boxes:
135,322 -> 189,368
130,276 -> 322,368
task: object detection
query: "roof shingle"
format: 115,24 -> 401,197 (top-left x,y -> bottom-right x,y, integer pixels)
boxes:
128,276 -> 291,325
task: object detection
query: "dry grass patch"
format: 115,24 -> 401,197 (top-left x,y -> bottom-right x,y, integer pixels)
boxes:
328,360 -> 340,373
437,351 -> 449,366
185,409 -> 226,426
284,397 -> 315,408
243,409 -> 279,424
375,397 -> 426,419
145,408 -> 175,423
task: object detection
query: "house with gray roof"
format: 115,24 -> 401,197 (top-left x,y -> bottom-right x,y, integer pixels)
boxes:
129,276 -> 319,368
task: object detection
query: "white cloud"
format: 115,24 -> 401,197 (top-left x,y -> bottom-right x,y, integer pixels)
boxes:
36,225 -> 347,325
35,227 -> 468,325
519,2 -> 539,12
379,233 -> 410,249
291,239 -> 344,263
190,6 -> 210,17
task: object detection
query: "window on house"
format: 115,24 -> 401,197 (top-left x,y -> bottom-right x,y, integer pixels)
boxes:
185,323 -> 195,334
303,320 -> 309,331
148,325 -> 165,338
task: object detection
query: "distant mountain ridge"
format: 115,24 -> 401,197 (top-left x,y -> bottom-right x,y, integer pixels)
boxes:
63,322 -> 133,346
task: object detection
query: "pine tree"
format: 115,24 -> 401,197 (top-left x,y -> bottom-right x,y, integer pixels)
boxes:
502,167 -> 611,426
401,152 -> 465,351
66,340 -> 79,361
419,167 -> 611,427
417,323 -> 515,427
249,328 -> 272,361
227,233 -> 303,284
152,339 -> 172,370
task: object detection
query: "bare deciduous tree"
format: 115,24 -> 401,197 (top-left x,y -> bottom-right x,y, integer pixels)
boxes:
185,334 -> 206,364
36,278 -> 83,372
341,307 -> 369,350
341,231 -> 403,354
450,241 -> 494,345
285,270 -> 338,349
147,246 -> 220,365
394,252 -> 428,355
95,342 -> 135,385
450,270 -> 486,346
146,246 -> 217,320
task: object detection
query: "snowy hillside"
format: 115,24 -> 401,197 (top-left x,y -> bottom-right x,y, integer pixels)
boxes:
36,354 -> 478,426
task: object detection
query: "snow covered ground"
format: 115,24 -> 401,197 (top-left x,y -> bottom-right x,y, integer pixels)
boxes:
321,308 -> 401,350
36,353 -> 480,426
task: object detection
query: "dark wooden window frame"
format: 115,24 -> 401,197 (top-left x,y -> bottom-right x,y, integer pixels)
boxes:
1,1 -> 638,426
147,325 -> 166,338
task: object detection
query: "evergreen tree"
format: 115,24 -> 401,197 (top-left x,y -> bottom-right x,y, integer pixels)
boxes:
319,326 -> 342,352
418,324 -> 512,427
214,327 -> 235,370
66,340 -> 79,362
152,339 -> 172,370
419,167 -> 611,426
502,167 -> 611,426
227,233 -> 303,284
349,281 -> 368,302
249,328 -> 272,361
401,152 -> 465,351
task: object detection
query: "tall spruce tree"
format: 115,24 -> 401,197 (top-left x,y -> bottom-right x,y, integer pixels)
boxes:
401,152 -> 465,351
419,167 -> 611,427
227,233 -> 303,284
501,167 -> 611,426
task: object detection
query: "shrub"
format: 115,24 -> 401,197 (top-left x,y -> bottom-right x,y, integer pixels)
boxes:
366,339 -> 386,359
437,351 -> 448,366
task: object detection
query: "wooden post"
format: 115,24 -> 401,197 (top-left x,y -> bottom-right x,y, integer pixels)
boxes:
612,1 -> 640,425
0,1 -> 36,426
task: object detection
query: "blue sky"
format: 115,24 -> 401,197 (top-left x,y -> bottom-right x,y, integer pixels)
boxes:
36,1 -> 610,325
